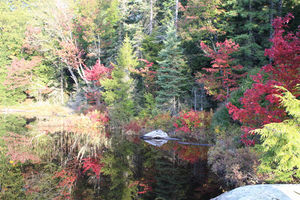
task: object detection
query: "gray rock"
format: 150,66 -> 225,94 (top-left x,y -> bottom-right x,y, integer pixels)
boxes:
211,184 -> 300,200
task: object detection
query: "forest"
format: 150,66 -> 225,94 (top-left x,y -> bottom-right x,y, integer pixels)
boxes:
0,0 -> 299,199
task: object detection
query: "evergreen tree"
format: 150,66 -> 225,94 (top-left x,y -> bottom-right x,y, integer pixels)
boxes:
102,36 -> 138,126
221,0 -> 281,68
156,23 -> 188,114
101,137 -> 137,200
254,86 -> 300,182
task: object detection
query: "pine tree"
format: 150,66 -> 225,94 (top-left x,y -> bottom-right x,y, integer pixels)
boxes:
222,0 -> 281,69
155,23 -> 188,114
102,36 -> 138,125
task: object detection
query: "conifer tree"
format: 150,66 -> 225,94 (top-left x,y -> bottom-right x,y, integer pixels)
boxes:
253,86 -> 300,182
156,23 -> 188,114
222,0 -> 281,68
102,36 -> 138,125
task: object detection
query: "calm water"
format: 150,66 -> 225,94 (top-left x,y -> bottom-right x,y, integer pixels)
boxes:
0,115 -> 223,200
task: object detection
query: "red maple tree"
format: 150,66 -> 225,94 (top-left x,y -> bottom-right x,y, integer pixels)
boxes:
227,14 -> 300,145
197,39 -> 245,101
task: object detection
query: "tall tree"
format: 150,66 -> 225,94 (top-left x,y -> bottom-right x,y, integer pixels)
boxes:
156,23 -> 188,114
197,39 -> 245,102
102,36 -> 138,125
221,0 -> 283,69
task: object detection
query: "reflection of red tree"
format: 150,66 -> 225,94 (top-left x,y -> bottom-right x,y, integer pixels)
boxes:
82,157 -> 104,179
161,142 -> 208,163
3,132 -> 40,163
176,145 -> 208,163
53,159 -> 80,200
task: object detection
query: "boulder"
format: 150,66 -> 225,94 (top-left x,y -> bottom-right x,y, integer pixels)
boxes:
211,184 -> 300,200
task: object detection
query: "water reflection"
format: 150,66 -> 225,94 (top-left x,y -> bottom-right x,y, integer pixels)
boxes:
0,115 -> 222,200
120,135 -> 222,200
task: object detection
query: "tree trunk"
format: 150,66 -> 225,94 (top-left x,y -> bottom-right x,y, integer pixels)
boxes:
175,0 -> 179,31
278,0 -> 282,17
67,65 -> 79,91
270,0 -> 274,39
60,65 -> 64,104
249,0 -> 253,37
193,87 -> 197,111
149,0 -> 153,34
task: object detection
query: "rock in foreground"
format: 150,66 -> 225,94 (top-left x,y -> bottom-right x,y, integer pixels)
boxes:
211,184 -> 300,200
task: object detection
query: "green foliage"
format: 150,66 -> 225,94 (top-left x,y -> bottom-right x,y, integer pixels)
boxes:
253,86 -> 300,182
0,0 -> 31,105
102,36 -> 138,125
0,154 -> 26,199
221,0 -> 275,68
156,23 -> 189,114
141,33 -> 163,66
211,105 -> 232,131
138,93 -> 158,118
101,137 -> 137,200
0,115 -> 27,199
154,155 -> 189,200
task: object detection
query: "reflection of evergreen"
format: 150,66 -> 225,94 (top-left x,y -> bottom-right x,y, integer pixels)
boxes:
154,154 -> 190,200
100,135 -> 137,200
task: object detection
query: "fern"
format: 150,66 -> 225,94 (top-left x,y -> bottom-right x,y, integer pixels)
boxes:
253,85 -> 300,182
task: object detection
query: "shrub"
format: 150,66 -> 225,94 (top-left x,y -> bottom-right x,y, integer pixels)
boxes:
173,110 -> 212,134
208,138 -> 261,188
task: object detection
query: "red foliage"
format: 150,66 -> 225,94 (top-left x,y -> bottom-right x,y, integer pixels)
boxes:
57,40 -> 83,69
83,60 -> 112,85
53,161 -> 79,200
174,110 -> 212,134
86,110 -> 109,124
162,142 -> 208,164
2,132 -> 40,163
227,14 -> 300,145
176,145 -> 208,163
82,157 -> 104,179
4,57 -> 41,89
124,120 -> 142,134
128,179 -> 153,195
131,59 -> 157,92
197,39 -> 246,101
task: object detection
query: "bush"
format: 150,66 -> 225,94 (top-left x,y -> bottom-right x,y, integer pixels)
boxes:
208,138 -> 261,188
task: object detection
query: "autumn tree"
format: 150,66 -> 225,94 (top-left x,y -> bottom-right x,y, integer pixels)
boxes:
227,14 -> 300,145
197,39 -> 245,102
0,0 -> 32,104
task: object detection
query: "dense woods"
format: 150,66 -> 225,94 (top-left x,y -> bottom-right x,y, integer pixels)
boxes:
0,0 -> 299,199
